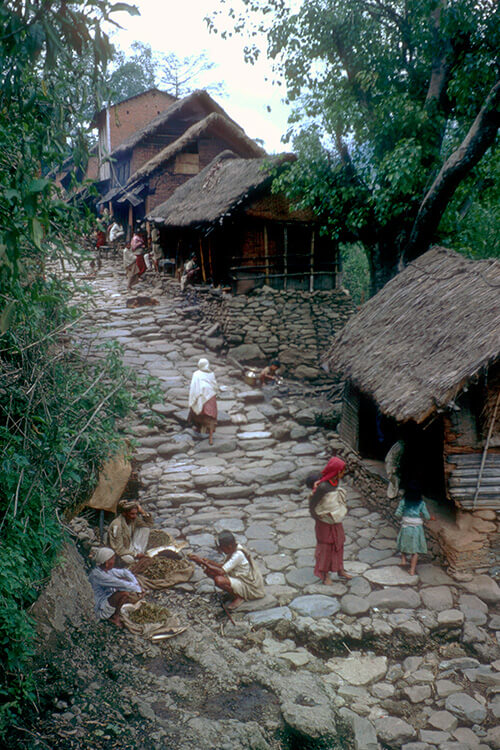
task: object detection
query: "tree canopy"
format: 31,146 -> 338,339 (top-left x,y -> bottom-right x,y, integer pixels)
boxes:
108,42 -> 225,103
209,0 -> 500,290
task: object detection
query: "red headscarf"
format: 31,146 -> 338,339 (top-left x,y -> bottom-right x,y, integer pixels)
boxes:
320,456 -> 346,487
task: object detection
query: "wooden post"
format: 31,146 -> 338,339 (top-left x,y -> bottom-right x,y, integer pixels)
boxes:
309,228 -> 315,292
208,237 -> 214,280
283,224 -> 288,291
128,204 -> 133,239
199,237 -> 207,282
264,224 -> 269,284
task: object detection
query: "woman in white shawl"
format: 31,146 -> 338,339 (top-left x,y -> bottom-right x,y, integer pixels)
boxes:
188,358 -> 217,445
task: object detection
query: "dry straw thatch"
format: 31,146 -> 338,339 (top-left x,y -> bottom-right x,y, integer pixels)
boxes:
121,113 -> 264,191
109,90 -> 265,160
325,246 -> 500,424
147,150 -> 296,228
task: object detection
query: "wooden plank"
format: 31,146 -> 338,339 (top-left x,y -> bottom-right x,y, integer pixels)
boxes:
264,224 -> 269,284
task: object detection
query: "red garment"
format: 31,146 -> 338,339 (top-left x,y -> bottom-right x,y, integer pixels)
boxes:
314,520 -> 345,577
135,254 -> 146,277
202,395 -> 217,420
320,456 -> 346,487
96,230 -> 106,249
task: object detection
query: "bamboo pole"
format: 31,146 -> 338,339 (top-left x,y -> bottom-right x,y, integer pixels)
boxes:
199,237 -> 207,282
264,224 -> 269,284
283,225 -> 288,291
309,228 -> 315,292
473,390 -> 500,508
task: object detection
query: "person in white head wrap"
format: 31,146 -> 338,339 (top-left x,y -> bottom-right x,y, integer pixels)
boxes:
188,357 -> 218,445
88,547 -> 142,627
107,500 -> 154,565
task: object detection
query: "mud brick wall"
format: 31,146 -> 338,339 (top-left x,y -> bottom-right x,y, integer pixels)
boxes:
201,286 -> 355,372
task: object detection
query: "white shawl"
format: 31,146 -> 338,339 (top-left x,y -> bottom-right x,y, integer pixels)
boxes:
189,367 -> 217,415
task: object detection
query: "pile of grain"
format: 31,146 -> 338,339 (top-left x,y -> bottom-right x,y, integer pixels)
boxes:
128,602 -> 171,624
145,556 -> 186,580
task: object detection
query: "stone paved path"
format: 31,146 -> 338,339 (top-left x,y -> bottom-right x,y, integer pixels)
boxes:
72,264 -> 500,750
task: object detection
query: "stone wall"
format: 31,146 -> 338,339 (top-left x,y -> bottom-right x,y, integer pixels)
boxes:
201,286 -> 355,378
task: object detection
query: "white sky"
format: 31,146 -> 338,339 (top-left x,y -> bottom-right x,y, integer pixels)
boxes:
110,0 -> 291,153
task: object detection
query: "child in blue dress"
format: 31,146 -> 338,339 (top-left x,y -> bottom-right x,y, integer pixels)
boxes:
395,481 -> 434,576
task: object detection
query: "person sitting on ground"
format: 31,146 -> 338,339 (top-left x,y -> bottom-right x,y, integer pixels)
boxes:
88,547 -> 143,628
189,530 -> 265,610
188,357 -> 218,445
259,360 -> 281,386
395,480 -> 434,576
180,252 -> 199,292
108,500 -> 154,565
306,456 -> 352,584
108,220 -> 124,244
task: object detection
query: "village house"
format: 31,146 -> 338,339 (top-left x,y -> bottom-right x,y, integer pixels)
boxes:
147,149 -> 340,291
325,246 -> 500,570
96,89 -> 265,233
53,89 -> 176,198
146,149 -> 353,378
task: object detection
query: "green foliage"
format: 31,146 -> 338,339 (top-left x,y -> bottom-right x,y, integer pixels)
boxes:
340,244 -> 371,307
108,41 -> 157,102
108,42 -> 225,103
0,0 -> 140,736
209,0 -> 500,290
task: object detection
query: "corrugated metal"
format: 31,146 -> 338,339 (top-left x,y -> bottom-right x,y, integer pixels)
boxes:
339,382 -> 360,450
445,452 -> 500,509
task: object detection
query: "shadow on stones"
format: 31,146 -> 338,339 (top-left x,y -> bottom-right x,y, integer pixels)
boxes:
280,715 -> 354,750
144,654 -> 205,680
199,683 -> 280,722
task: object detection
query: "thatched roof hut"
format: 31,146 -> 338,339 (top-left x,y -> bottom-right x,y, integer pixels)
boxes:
116,113 -> 264,198
109,90 -> 263,160
148,150 -> 339,292
325,246 -> 500,424
148,151 -> 298,227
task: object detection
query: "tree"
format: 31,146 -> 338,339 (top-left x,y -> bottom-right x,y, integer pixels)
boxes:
108,40 -> 156,102
108,43 -> 225,103
159,50 -> 225,98
208,0 -> 500,290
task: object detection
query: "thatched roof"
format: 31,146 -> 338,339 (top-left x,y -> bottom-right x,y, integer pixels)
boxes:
109,90 -> 259,159
325,246 -> 500,424
147,151 -> 296,227
121,113 -> 265,192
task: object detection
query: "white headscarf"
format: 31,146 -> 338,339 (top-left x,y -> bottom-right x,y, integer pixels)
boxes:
93,547 -> 115,566
189,358 -> 217,414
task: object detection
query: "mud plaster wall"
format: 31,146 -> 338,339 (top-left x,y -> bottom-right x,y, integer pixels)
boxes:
201,287 -> 355,370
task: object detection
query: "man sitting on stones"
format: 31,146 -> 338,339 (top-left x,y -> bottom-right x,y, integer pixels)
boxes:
189,530 -> 265,610
108,500 -> 154,565
259,360 -> 280,386
88,547 -> 143,628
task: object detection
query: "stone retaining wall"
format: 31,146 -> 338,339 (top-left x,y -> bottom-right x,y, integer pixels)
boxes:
201,286 -> 355,377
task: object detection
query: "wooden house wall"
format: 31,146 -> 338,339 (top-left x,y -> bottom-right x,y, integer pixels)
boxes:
443,366 -> 500,510
230,210 -> 338,291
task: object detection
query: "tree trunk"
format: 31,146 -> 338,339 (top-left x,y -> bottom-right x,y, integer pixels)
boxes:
369,238 -> 401,294
404,78 -> 500,261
